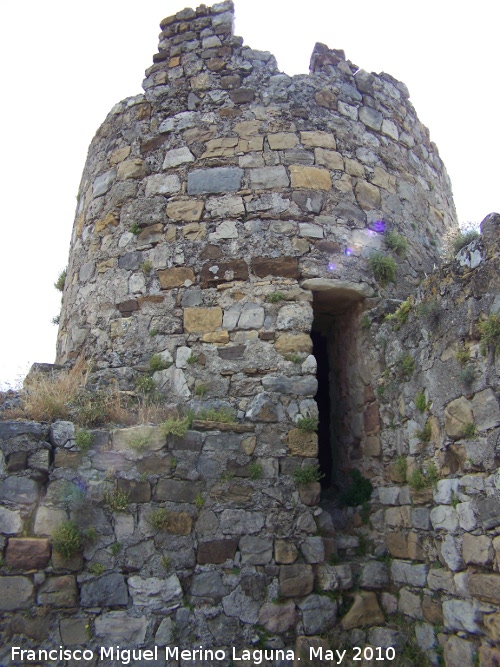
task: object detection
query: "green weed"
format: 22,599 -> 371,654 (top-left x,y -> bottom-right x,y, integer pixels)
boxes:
161,415 -> 191,438
478,314 -> 500,353
397,353 -> 415,379
369,252 -> 397,286
463,422 -> 477,439
195,407 -> 235,423
266,291 -> 285,303
87,562 -> 105,576
52,521 -> 82,560
293,464 -> 324,485
384,230 -> 408,257
129,222 -> 140,235
248,461 -> 263,480
75,429 -> 93,453
140,260 -> 153,275
54,269 -> 67,292
148,508 -> 169,530
104,488 -> 129,512
415,391 -> 428,413
149,354 -> 172,373
297,416 -> 318,432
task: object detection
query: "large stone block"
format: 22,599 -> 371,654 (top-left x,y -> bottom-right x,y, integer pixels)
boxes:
155,479 -> 202,503
0,576 -> 34,610
187,167 -> 243,194
128,574 -> 182,609
6,538 -> 50,570
80,573 -> 128,607
354,180 -> 381,210
444,396 -> 473,440
341,591 -> 384,629
158,267 -> 195,289
166,199 -> 204,221
197,539 -> 238,564
0,476 -> 40,505
0,506 -> 22,535
37,575 -> 77,608
274,333 -> 313,355
468,574 -> 500,604
183,307 -> 222,333
248,166 -> 289,189
201,259 -> 249,284
279,563 -> 314,597
290,166 -> 332,190
287,429 -> 318,457
258,600 -> 296,633
252,256 -> 299,279
94,611 -> 148,645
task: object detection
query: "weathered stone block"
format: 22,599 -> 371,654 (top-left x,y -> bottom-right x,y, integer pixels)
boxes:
0,476 -> 39,505
268,132 -> 299,150
184,307 -> 222,333
155,479 -> 202,503
0,576 -> 34,610
279,563 -> 314,597
354,180 -> 381,210
158,267 -> 195,289
117,478 -> 151,503
239,536 -> 273,565
190,571 -> 226,599
274,333 -> 313,355
200,260 -> 249,284
60,618 -> 89,646
220,509 -> 264,535
299,482 -> 321,506
6,538 -> 50,570
94,611 -> 147,645
444,396 -> 473,440
144,173 -> 181,196
37,575 -> 77,608
197,539 -> 238,564
314,148 -> 344,170
128,574 -> 182,609
463,533 -> 493,565
117,158 -> 145,180
162,147 -> 195,169
80,573 -> 128,607
259,599 -> 296,633
187,167 -> 243,194
252,256 -> 299,279
248,166 -> 289,189
167,199 -> 204,221
300,131 -> 336,149
341,591 -> 384,629
287,429 -> 318,457
0,506 -> 22,535
290,166 -> 332,190
468,573 -> 500,604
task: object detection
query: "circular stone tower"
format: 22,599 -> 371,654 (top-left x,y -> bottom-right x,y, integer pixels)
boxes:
56,1 -> 457,479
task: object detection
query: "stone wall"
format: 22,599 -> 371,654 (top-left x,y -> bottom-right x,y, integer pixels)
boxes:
2,2 -> 499,666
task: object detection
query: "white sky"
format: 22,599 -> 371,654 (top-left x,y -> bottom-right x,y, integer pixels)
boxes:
0,0 -> 498,388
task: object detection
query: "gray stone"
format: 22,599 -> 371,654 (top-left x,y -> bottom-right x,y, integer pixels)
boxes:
144,173 -> 181,196
457,501 -> 477,531
155,618 -> 174,646
298,594 -> 337,634
94,611 -> 147,645
391,560 -> 428,587
368,627 -> 406,651
80,573 -> 128,607
433,478 -> 460,504
162,147 -> 195,169
190,571 -> 226,600
34,506 -> 68,536
298,223 -> 323,238
443,599 -> 480,633
220,510 -> 265,535
239,536 -> 273,564
49,420 -> 75,447
440,534 -> 464,572
248,166 -> 289,189
0,506 -> 22,534
316,563 -> 353,591
0,420 -> 46,440
261,375 -> 317,396
245,393 -> 283,422
430,505 -> 459,532
0,476 -> 39,505
378,486 -> 400,505
360,561 -> 389,589
398,587 -> 422,619
412,507 -> 431,530
301,536 -> 325,564
155,479 -> 202,503
223,585 -> 260,624
415,623 -> 436,651
129,575 -> 182,609
258,600 -> 297,634
359,106 -> 383,131
93,169 -> 116,197
427,569 -> 455,594
118,251 -> 142,271
0,576 -> 34,609
471,388 -> 500,430
187,167 -> 243,194
238,304 -> 265,329
476,497 -> 500,529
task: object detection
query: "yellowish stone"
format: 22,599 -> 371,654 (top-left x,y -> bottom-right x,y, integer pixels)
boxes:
274,333 -> 313,355
184,307 -> 222,333
289,166 -> 332,191
238,137 -> 263,152
354,180 -> 381,210
201,137 -> 238,158
233,120 -> 262,138
94,212 -> 118,234
287,428 -> 318,457
75,213 -> 85,237
110,146 -> 131,165
158,267 -> 195,289
117,159 -> 145,180
182,223 -> 207,241
97,259 -> 117,273
267,132 -> 299,150
314,148 -> 344,170
344,158 -> 365,177
372,167 -> 396,193
300,131 -> 336,149
201,331 -> 230,344
166,200 -> 204,222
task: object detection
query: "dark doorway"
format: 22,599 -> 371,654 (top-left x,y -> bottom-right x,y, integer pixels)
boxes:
311,330 -> 332,487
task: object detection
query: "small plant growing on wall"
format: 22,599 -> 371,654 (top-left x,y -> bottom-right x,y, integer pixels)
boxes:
104,487 -> 130,512
75,429 -> 93,453
369,252 -> 397,286
266,291 -> 285,303
385,298 -> 412,327
148,508 -> 169,530
52,521 -> 82,560
161,415 -> 191,438
248,461 -> 263,480
384,230 -> 408,257
293,464 -> 324,485
414,391 -> 429,413
478,314 -> 500,354
54,268 -> 67,292
149,354 -> 172,373
140,260 -> 153,275
339,469 -> 373,506
396,353 -> 415,380
297,416 -> 319,432
195,407 -> 235,423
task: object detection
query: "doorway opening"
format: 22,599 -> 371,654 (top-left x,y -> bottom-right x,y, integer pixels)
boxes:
309,283 -> 365,494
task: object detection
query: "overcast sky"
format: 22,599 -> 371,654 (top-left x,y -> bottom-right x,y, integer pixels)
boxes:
0,0 -> 498,388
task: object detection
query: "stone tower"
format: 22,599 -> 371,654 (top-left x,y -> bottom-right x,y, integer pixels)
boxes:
56,0 -> 457,482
